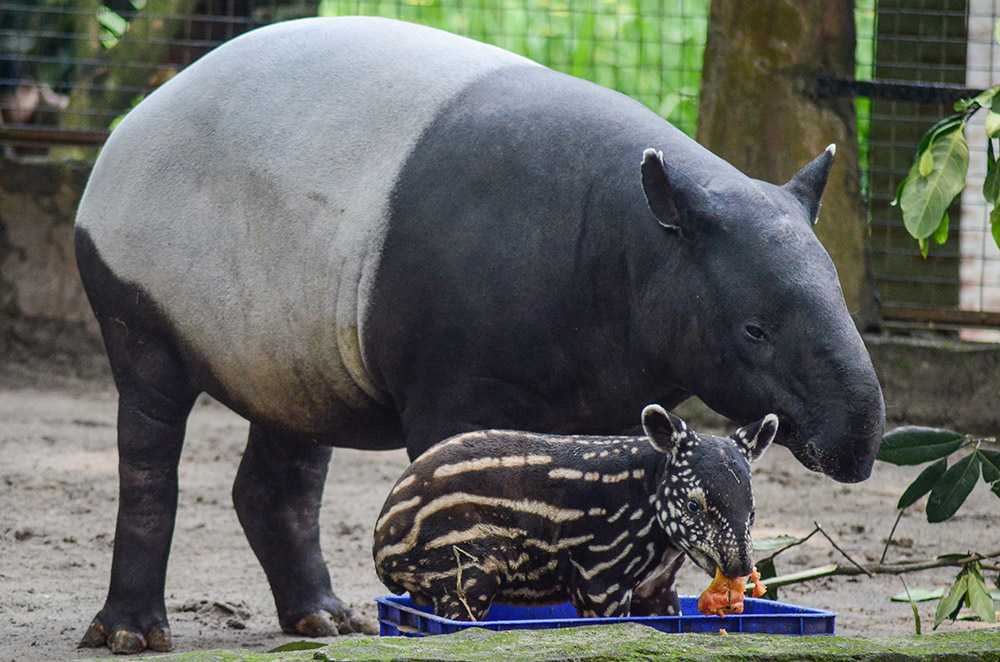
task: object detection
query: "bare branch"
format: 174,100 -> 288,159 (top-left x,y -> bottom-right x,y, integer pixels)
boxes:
880,509 -> 905,565
814,521 -> 874,577
835,549 -> 1000,577
756,524 -> 821,566
764,549 -> 1000,588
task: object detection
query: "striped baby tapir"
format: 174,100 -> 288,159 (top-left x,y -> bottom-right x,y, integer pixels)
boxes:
373,405 -> 777,620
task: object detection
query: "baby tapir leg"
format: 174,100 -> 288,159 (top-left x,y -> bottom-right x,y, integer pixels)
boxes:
429,560 -> 500,621
77,326 -> 198,653
232,424 -> 373,635
380,543 -> 501,621
571,582 -> 633,618
630,551 -> 686,616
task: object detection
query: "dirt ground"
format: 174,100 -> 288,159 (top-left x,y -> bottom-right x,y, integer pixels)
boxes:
1,354 -> 998,661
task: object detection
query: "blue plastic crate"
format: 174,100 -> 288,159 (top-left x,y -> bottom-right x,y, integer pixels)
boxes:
376,595 -> 835,637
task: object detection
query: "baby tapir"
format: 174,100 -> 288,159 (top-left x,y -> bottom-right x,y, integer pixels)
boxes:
373,405 -> 777,620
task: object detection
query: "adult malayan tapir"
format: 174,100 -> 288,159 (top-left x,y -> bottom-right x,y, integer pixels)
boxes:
74,15 -> 885,654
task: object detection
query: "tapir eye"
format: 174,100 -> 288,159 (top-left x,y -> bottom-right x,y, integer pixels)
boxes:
744,324 -> 767,341
686,500 -> 700,514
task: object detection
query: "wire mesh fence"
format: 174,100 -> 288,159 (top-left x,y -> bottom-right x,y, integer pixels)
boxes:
856,0 -> 1000,340
2,1 -> 1000,336
1,0 -> 283,146
0,0 -> 708,148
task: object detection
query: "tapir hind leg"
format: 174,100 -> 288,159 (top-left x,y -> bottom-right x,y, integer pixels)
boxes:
77,340 -> 198,653
233,423 -> 376,635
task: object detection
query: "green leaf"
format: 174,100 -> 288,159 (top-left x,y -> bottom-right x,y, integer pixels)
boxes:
919,236 -> 930,258
987,112 -> 1000,139
979,448 -> 1000,483
972,86 -> 1000,110
992,203 -> 1000,252
935,571 -> 968,629
918,115 -> 965,154
897,457 -> 949,509
878,427 -> 965,465
891,586 -> 946,602
898,577 -> 923,635
955,97 -> 976,113
899,123 -> 969,240
753,536 -> 799,553
919,148 -> 935,177
96,7 -> 129,36
984,140 -> 1000,203
926,453 -> 982,523
933,212 -> 949,245
891,176 -> 907,207
936,553 -> 971,561
967,564 -> 997,623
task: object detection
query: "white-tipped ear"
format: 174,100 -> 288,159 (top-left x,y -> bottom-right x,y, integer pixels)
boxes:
641,148 -> 683,234
782,144 -> 835,226
642,404 -> 688,454
731,414 -> 778,463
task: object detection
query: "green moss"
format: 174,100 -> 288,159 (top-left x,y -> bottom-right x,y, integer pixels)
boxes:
92,624 -> 1000,662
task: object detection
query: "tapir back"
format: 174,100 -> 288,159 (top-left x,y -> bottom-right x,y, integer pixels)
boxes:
75,17 -> 541,436
76,16 -> 761,448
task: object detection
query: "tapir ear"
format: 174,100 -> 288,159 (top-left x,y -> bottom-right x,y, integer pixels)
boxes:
782,144 -> 836,226
731,414 -> 779,463
641,148 -> 686,235
642,404 -> 688,454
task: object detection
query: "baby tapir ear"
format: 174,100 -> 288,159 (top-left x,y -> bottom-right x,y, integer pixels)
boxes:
642,404 -> 688,454
731,414 -> 779,463
782,144 -> 835,226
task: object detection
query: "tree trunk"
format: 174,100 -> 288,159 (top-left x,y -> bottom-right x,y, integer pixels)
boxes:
697,0 -> 879,330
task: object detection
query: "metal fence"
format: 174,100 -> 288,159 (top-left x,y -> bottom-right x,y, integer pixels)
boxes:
3,1 -> 1000,338
856,0 -> 1000,340
0,0 -> 707,147
0,1 -> 278,147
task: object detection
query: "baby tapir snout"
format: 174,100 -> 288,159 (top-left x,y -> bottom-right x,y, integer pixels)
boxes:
374,405 -> 777,620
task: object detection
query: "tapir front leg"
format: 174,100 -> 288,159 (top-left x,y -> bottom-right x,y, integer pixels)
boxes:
233,424 -> 375,635
630,549 -> 685,616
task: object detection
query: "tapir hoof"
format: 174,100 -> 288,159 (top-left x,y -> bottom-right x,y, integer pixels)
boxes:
285,608 -> 378,637
78,619 -> 172,653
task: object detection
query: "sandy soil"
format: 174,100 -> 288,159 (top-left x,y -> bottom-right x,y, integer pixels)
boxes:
1,358 -> 998,661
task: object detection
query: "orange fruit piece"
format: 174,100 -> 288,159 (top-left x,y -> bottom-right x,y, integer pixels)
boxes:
697,565 -> 766,617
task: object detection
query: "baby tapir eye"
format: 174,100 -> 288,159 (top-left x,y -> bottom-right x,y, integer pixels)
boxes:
744,324 -> 767,341
686,500 -> 701,514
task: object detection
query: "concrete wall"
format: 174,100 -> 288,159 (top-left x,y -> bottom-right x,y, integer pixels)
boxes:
0,157 -> 100,359
1,157 -> 998,436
